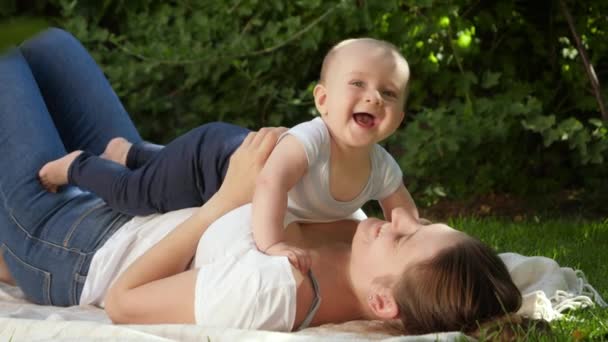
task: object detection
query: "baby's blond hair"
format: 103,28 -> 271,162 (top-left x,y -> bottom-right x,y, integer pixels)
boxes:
319,38 -> 406,83
318,38 -> 410,106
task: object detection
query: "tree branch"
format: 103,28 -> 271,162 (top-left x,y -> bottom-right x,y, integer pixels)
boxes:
235,5 -> 338,58
111,4 -> 339,65
559,0 -> 608,122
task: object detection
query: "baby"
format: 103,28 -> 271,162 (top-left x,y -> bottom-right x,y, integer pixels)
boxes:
39,38 -> 420,271
251,38 -> 418,267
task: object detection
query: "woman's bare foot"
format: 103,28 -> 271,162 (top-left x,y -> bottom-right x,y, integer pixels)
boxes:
0,252 -> 16,286
38,150 -> 83,193
101,137 -> 132,166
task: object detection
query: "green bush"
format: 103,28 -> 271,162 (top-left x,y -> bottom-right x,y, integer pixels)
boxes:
1,0 -> 607,205
374,1 -> 608,204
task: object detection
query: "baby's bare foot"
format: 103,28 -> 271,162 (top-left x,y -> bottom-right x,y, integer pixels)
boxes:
101,137 -> 132,166
38,151 -> 83,193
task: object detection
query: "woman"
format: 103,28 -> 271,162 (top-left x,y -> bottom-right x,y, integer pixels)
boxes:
0,28 -> 525,336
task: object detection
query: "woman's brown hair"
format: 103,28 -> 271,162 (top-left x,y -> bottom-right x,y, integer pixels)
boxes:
393,234 -> 529,336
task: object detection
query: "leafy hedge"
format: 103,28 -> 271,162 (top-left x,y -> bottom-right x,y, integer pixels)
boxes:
2,0 -> 607,204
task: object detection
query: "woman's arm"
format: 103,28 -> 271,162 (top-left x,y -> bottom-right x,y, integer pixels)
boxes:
104,128 -> 282,324
104,194 -> 235,323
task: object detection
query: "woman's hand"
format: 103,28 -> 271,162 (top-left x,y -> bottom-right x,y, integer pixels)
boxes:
217,127 -> 287,207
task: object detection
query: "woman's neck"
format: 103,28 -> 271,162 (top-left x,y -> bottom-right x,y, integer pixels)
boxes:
308,243 -> 365,325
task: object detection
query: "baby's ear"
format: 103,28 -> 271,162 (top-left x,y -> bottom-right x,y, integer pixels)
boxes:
313,84 -> 328,115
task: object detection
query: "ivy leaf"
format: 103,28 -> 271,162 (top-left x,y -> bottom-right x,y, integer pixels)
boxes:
589,118 -> 603,127
481,71 -> 501,89
543,129 -> 560,147
521,115 -> 555,133
558,117 -> 584,133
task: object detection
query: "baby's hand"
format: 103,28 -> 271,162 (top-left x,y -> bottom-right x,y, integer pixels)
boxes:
264,242 -> 311,273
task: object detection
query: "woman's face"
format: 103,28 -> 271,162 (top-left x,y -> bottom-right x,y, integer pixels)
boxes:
350,208 -> 464,286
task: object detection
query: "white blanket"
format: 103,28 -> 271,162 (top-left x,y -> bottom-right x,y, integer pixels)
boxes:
0,253 -> 605,341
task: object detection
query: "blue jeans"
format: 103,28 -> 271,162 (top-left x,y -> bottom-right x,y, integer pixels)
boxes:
0,28 -> 144,306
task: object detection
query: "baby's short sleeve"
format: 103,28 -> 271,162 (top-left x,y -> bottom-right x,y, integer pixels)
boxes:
278,117 -> 328,167
371,145 -> 404,200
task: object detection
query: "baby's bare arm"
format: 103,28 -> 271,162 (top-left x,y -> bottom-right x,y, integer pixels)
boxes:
252,135 -> 308,252
379,182 -> 424,222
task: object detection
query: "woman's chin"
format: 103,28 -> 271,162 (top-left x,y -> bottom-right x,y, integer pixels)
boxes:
351,220 -> 369,246
351,220 -> 376,258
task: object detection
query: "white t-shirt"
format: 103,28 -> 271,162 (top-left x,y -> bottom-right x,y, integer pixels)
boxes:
284,117 -> 403,221
192,204 -> 296,330
79,208 -> 196,307
80,204 -> 306,331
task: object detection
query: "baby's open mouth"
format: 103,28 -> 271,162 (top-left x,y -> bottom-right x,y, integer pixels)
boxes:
353,112 -> 376,128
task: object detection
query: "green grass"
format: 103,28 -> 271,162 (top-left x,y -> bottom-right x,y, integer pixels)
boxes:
449,217 -> 608,340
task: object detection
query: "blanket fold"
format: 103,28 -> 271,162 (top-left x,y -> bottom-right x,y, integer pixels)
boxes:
502,252 -> 607,321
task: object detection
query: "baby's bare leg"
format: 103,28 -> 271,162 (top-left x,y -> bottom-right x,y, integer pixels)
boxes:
0,251 -> 16,286
38,150 -> 83,192
101,137 -> 132,166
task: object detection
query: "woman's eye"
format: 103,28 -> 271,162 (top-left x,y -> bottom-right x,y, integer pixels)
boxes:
351,81 -> 364,87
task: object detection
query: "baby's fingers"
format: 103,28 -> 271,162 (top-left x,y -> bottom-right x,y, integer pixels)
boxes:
292,249 -> 311,274
286,251 -> 301,271
300,250 -> 312,274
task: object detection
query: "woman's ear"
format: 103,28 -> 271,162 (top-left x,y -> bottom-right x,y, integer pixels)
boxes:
313,84 -> 328,115
367,286 -> 399,320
